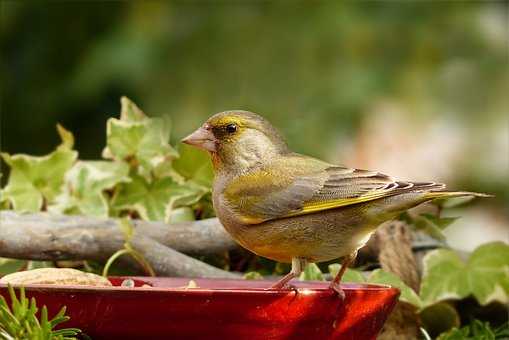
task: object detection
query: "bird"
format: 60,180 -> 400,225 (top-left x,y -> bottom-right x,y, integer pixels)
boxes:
182,110 -> 489,297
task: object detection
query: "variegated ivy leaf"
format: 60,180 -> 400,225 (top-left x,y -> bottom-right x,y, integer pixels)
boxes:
172,144 -> 214,188
244,271 -> 264,280
420,241 -> 509,307
50,161 -> 130,217
328,264 -> 422,308
166,207 -> 196,223
328,263 -> 366,283
369,269 -> 422,308
102,98 -> 178,176
111,174 -> 205,222
299,263 -> 325,281
413,214 -> 459,241
119,96 -> 146,122
0,192 -> 9,209
1,125 -> 78,212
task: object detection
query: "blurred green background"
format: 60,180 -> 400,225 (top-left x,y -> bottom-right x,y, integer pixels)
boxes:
1,2 -> 508,223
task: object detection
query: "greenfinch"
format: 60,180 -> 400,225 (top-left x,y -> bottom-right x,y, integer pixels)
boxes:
182,111 -> 488,297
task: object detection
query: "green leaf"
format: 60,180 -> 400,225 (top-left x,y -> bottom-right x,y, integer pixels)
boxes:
412,214 -> 445,241
1,126 -> 78,212
420,214 -> 459,230
56,124 -> 75,150
420,242 -> 509,307
414,213 -> 460,241
167,207 -> 195,222
165,181 -> 209,216
368,269 -> 422,308
437,320 -> 507,340
420,302 -> 460,338
102,99 -> 178,176
299,263 -> 324,281
26,261 -> 55,270
431,196 -> 476,209
0,258 -> 26,276
119,96 -> 146,122
328,264 -> 366,283
50,161 -> 130,217
0,190 -> 9,210
172,144 -> 214,188
111,174 -> 203,221
244,271 -> 264,280
111,174 -> 173,220
327,265 -> 422,308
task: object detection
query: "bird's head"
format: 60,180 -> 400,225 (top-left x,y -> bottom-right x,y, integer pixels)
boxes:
182,111 -> 289,171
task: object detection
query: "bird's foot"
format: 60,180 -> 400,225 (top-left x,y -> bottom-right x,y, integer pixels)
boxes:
268,281 -> 298,293
268,272 -> 297,291
329,282 -> 346,301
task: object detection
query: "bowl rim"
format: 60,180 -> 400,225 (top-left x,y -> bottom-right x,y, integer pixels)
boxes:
0,276 -> 400,295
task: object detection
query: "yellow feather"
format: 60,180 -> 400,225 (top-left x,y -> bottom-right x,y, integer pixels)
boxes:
285,190 -> 389,217
423,191 -> 493,199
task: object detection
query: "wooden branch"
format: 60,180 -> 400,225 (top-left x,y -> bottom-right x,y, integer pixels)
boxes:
0,211 -> 238,279
130,234 -> 238,278
0,211 -> 237,261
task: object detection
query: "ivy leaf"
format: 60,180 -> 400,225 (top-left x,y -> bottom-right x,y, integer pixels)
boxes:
1,125 -> 78,211
328,264 -> 366,283
431,196 -> 477,209
166,207 -> 196,223
420,214 -> 459,230
420,302 -> 460,338
111,175 -> 173,221
111,174 -> 203,221
56,123 -> 75,150
413,214 -> 459,241
165,181 -> 208,210
299,263 -> 324,281
0,192 -> 9,210
368,269 -> 422,308
119,96 -> 146,122
420,242 -> 509,307
0,258 -> 26,276
50,161 -> 130,217
172,144 -> 214,188
418,213 -> 460,241
244,272 -> 264,280
102,98 -> 178,176
328,265 -> 422,308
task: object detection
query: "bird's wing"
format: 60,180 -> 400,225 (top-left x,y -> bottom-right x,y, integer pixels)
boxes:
223,154 -> 442,224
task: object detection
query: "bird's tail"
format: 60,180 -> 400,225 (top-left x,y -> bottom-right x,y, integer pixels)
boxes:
423,191 -> 493,200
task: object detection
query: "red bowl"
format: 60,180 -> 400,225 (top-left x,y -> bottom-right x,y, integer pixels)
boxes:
0,277 -> 399,339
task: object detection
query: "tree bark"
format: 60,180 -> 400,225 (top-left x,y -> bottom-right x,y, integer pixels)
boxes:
0,211 -> 238,279
0,211 -> 237,261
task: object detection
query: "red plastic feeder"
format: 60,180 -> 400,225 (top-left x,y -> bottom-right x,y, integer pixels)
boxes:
0,277 -> 399,339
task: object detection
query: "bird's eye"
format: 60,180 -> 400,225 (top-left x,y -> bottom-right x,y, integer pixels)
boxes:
225,123 -> 237,134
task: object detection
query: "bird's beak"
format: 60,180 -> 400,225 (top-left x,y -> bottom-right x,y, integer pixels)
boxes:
181,127 -> 217,152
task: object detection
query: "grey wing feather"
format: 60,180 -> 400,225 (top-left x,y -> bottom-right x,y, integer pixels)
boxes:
229,158 -> 444,223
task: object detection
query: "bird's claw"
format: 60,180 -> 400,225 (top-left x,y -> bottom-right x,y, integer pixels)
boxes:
330,282 -> 346,301
267,283 -> 298,294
